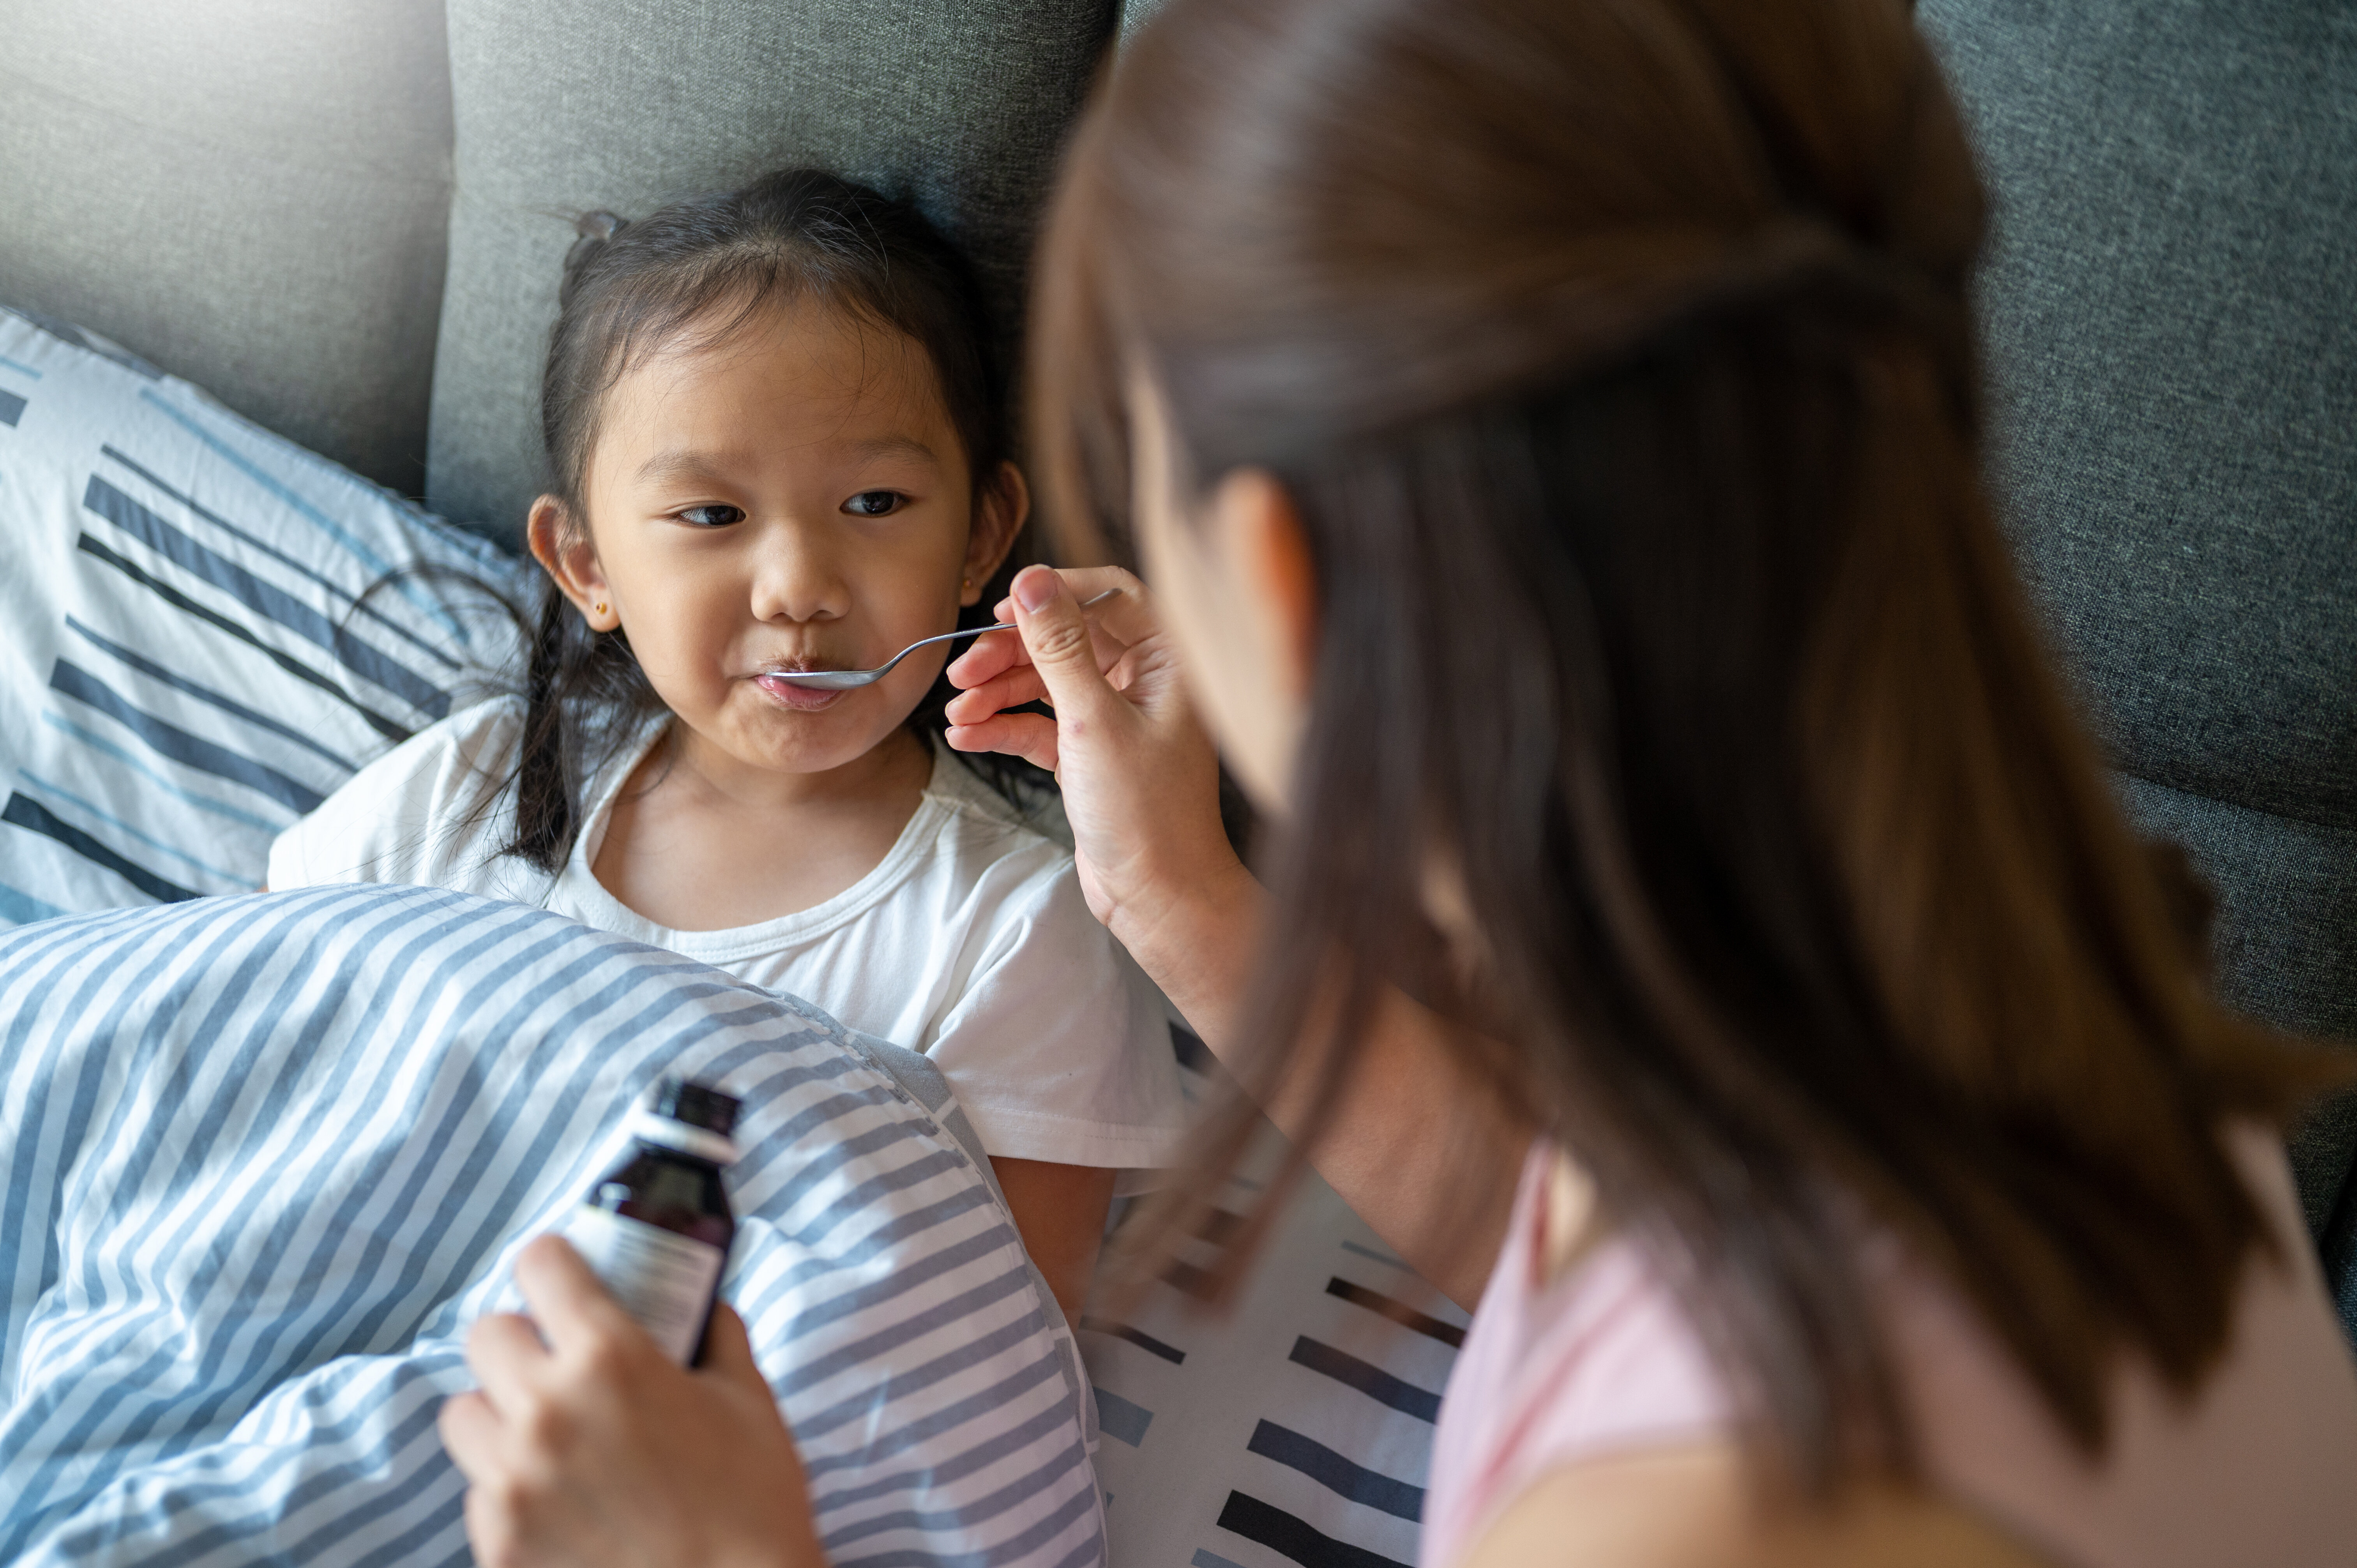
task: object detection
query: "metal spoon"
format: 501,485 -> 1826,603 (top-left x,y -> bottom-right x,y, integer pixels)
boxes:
767,590 -> 1120,689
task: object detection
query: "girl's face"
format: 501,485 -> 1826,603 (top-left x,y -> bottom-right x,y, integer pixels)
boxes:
533,301 -> 1024,780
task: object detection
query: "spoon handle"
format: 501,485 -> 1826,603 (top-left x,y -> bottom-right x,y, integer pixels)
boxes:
892,588 -> 1122,660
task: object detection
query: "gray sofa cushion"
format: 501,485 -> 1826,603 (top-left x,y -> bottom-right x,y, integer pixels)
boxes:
0,0 -> 454,497
1919,0 -> 2357,1325
1923,0 -> 2356,828
2121,780 -> 2357,1302
426,0 -> 1115,548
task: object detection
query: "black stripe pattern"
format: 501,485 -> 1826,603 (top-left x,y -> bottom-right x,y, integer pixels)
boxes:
0,793 -> 196,903
1246,1421 -> 1424,1520
50,659 -> 323,812
1076,1082 -> 1467,1568
1080,1318 -> 1186,1365
1215,1492 -> 1412,1568
74,531 -> 415,744
1287,1337 -> 1442,1423
82,475 -> 450,718
1326,1278 -> 1467,1348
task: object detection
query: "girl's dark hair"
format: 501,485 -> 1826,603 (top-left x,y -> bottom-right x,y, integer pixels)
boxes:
508,168 -> 1028,869
1036,0 -> 2347,1496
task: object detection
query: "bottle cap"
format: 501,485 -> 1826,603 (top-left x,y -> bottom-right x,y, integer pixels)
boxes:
650,1077 -> 740,1137
629,1077 -> 742,1166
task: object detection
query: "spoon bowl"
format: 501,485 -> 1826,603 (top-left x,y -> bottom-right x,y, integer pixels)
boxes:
769,589 -> 1119,690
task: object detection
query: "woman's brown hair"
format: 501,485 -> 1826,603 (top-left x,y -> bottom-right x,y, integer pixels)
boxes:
1033,0 -> 2345,1494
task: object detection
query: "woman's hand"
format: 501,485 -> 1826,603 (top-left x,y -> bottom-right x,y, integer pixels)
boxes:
946,565 -> 1254,984
438,1235 -> 822,1568
951,566 -> 1522,1307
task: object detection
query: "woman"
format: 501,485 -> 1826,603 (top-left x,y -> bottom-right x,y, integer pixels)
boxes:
437,0 -> 2357,1563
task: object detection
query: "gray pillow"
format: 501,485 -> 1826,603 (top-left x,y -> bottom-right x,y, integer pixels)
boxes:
1916,0 -> 2357,1325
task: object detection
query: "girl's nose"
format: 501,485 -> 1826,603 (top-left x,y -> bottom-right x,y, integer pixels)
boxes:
748,530 -> 851,627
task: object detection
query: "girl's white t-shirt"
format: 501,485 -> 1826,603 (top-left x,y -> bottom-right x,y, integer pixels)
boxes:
267,696 -> 1188,1179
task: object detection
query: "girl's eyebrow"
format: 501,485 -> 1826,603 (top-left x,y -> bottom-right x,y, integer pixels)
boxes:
633,437 -> 938,487
634,450 -> 734,486
846,434 -> 940,466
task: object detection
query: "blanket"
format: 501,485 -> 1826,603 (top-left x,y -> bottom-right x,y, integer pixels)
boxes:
0,884 -> 1104,1567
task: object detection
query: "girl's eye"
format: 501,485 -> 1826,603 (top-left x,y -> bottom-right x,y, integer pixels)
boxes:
677,504 -> 745,528
843,490 -> 904,518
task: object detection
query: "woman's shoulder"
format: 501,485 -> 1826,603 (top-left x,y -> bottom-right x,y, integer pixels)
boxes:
266,694 -> 535,894
1454,1445 -> 2048,1568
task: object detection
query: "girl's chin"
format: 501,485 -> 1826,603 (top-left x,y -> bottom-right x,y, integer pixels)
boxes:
752,673 -> 850,713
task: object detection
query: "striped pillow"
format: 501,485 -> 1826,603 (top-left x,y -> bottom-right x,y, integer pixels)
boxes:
0,304 -> 525,924
0,884 -> 1104,1568
1080,1030 -> 1468,1568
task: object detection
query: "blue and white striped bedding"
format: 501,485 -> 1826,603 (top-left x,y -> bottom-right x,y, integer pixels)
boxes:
0,884 -> 1105,1568
0,303 -> 523,924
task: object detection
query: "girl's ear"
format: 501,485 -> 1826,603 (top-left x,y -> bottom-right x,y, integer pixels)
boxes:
528,496 -> 620,632
960,461 -> 1032,607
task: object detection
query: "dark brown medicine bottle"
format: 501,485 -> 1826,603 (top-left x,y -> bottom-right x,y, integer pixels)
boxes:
564,1077 -> 740,1366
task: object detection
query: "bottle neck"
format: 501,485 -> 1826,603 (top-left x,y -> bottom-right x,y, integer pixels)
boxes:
626,1107 -> 740,1167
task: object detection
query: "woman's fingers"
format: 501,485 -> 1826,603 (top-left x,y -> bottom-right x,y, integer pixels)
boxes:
945,623 -> 1030,689
442,1262 -> 823,1567
1004,567 -> 1134,733
696,1305 -> 776,1397
1041,565 -> 1156,645
465,1311 -> 553,1416
512,1234 -> 648,1365
944,663 -> 1053,726
438,1389 -> 505,1481
948,566 -> 1150,692
944,711 -> 1062,774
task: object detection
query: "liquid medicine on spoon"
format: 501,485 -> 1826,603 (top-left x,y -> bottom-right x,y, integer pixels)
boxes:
564,1077 -> 740,1365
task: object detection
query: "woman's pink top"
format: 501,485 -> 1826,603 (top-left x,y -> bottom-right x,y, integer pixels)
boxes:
1424,1128 -> 2357,1567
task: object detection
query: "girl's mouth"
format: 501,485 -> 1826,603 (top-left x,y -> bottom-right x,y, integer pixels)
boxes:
753,673 -> 848,712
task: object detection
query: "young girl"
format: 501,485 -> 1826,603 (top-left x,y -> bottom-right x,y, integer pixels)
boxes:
267,170 -> 1187,1322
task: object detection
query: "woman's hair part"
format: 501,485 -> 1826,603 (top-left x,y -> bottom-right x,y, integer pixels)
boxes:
508,168 -> 1034,870
1036,0 -> 2347,1495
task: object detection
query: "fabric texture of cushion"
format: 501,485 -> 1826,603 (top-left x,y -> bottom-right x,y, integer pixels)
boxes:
1078,1031 -> 1466,1568
0,304 -> 524,926
0,0 -> 454,497
0,883 -> 1103,1568
424,0 -> 1115,546
1917,0 -> 2357,1329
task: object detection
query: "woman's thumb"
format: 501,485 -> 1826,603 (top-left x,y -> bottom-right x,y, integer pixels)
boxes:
1010,567 -> 1117,719
699,1304 -> 767,1390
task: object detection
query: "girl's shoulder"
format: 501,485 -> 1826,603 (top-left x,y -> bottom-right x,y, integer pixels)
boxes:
915,747 -> 1079,885
922,746 -> 1070,844
266,696 -> 538,897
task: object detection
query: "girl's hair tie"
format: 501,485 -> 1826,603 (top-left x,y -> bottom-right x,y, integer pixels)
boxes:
560,210 -> 632,309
